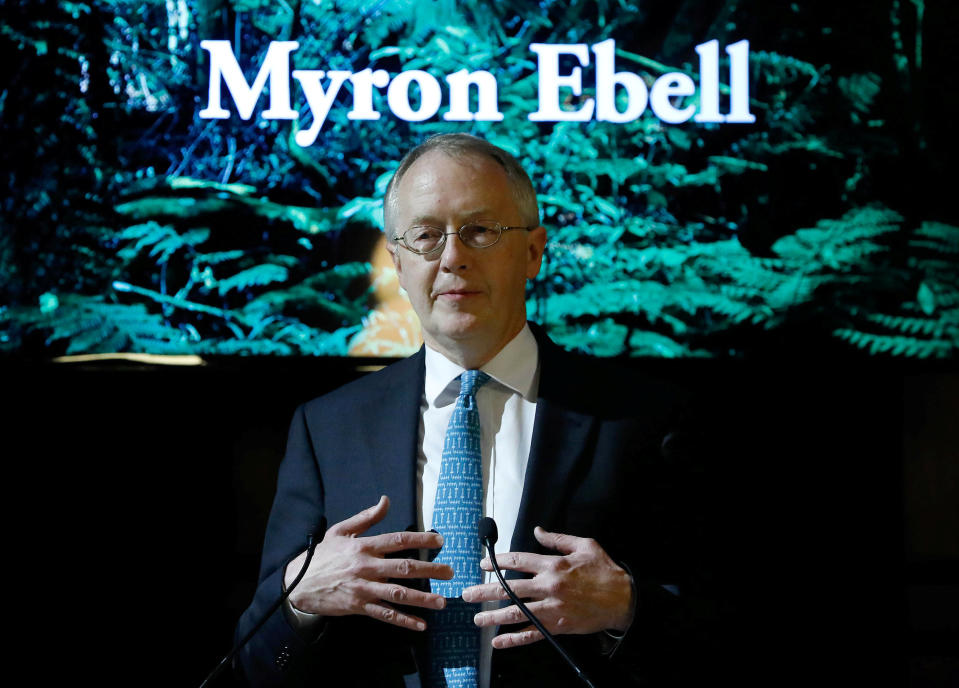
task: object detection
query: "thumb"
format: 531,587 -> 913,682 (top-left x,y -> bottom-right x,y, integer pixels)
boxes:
533,525 -> 582,554
329,495 -> 390,536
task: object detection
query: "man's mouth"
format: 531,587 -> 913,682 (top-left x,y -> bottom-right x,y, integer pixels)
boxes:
436,289 -> 481,300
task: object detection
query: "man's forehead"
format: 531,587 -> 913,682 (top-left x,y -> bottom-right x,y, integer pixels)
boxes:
401,149 -> 505,182
394,150 -> 516,221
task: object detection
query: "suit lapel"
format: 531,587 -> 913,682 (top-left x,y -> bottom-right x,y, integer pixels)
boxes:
353,349 -> 425,535
510,337 -> 596,557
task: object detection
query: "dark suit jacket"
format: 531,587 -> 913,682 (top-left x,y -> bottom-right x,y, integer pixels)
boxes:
235,328 -> 690,687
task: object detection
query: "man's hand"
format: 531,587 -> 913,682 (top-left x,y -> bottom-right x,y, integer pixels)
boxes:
285,495 -> 453,631
461,526 -> 633,649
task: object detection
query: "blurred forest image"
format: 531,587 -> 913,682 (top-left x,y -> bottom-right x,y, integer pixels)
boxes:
2,0 -> 957,358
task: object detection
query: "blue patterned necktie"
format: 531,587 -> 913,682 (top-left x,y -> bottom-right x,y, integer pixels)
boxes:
428,369 -> 491,688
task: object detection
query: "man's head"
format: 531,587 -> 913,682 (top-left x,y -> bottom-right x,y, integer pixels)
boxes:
384,134 -> 547,368
384,134 -> 540,236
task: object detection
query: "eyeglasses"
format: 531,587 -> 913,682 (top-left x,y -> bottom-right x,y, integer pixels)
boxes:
392,221 -> 536,255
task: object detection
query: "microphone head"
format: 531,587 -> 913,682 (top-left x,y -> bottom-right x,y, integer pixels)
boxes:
478,517 -> 498,546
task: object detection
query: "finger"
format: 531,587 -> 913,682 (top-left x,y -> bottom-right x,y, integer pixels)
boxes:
361,601 -> 427,632
461,582 -> 509,603
491,625 -> 544,649
366,529 -> 444,553
462,579 -> 538,604
327,495 -> 389,537
474,601 -> 546,628
374,558 -> 454,580
533,525 -> 588,555
366,581 -> 447,611
479,551 -> 555,574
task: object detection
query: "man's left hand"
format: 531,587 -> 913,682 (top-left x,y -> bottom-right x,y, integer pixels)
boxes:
461,526 -> 634,649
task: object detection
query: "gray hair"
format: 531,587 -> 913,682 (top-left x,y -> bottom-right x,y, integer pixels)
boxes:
383,133 -> 540,241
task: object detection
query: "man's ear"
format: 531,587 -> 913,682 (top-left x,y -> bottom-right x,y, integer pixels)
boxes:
386,238 -> 401,274
525,225 -> 548,279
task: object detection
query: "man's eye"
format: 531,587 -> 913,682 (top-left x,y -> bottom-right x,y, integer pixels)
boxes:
464,224 -> 490,234
411,228 -> 440,241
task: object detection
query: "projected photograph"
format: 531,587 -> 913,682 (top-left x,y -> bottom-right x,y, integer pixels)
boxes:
2,0 -> 956,359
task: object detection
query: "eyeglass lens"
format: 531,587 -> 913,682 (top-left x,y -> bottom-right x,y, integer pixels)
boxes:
403,222 -> 501,253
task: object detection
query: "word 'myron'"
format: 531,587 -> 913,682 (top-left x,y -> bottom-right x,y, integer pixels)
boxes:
199,39 -> 755,146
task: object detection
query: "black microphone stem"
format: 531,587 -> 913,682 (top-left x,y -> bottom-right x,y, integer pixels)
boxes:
199,518 -> 326,688
483,540 -> 599,688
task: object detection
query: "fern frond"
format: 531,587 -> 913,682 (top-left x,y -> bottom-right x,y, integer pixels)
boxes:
196,250 -> 245,265
907,257 -> 959,275
718,284 -> 768,302
909,240 -> 959,255
149,228 -> 210,262
264,254 -> 301,268
914,221 -> 959,253
117,222 -> 209,263
19,294 -> 189,354
302,262 -> 371,290
752,50 -> 822,85
548,320 -> 627,356
199,339 -> 293,355
864,313 -> 942,336
709,298 -> 774,324
627,330 -> 696,357
217,264 -> 290,296
833,329 -> 953,358
721,263 -> 793,293
773,206 -> 901,265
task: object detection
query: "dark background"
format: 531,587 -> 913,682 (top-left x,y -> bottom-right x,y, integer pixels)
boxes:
10,357 -> 957,687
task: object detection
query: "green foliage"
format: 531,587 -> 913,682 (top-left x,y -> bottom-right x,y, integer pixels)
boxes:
834,330 -> 954,359
2,0 -> 955,359
217,264 -> 289,296
2,293 -> 191,354
828,219 -> 959,359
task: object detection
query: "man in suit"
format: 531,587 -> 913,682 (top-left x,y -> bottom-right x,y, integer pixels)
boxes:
235,134 -> 684,687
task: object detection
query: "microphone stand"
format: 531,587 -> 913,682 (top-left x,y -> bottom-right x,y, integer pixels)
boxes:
479,518 -> 598,688
198,518 -> 326,688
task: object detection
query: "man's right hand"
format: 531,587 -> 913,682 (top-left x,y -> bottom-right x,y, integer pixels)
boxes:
285,495 -> 452,631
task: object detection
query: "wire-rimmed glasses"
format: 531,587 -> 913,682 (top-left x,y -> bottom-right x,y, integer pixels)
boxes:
392,220 -> 536,255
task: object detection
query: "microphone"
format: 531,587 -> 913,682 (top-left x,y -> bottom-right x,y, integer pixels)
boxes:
478,517 -> 598,688
478,516 -> 498,547
198,517 -> 327,688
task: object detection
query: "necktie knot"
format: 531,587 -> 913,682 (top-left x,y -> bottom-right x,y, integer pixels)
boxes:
459,370 -> 491,399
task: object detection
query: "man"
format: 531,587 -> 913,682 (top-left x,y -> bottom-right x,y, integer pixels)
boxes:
235,134 -> 685,687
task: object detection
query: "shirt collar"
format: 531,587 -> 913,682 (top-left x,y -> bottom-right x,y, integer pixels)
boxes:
424,324 -> 539,407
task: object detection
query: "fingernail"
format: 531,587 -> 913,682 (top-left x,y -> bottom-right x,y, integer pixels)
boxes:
434,597 -> 445,609
473,613 -> 483,625
415,620 -> 426,631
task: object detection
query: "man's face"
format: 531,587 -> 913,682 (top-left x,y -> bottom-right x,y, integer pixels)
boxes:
388,150 -> 546,366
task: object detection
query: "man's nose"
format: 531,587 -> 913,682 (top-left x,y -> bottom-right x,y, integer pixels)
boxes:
438,231 -> 471,271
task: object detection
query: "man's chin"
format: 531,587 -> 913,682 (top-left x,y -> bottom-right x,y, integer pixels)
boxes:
421,314 -> 490,350
432,318 -> 484,342
423,318 -> 527,367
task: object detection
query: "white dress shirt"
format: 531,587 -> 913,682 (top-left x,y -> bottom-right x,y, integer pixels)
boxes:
419,324 -> 539,688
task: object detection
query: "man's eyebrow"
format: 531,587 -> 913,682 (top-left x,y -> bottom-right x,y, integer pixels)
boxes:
408,210 -> 496,226
407,215 -> 441,226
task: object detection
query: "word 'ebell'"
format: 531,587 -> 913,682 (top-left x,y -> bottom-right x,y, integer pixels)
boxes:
199,38 -> 755,147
